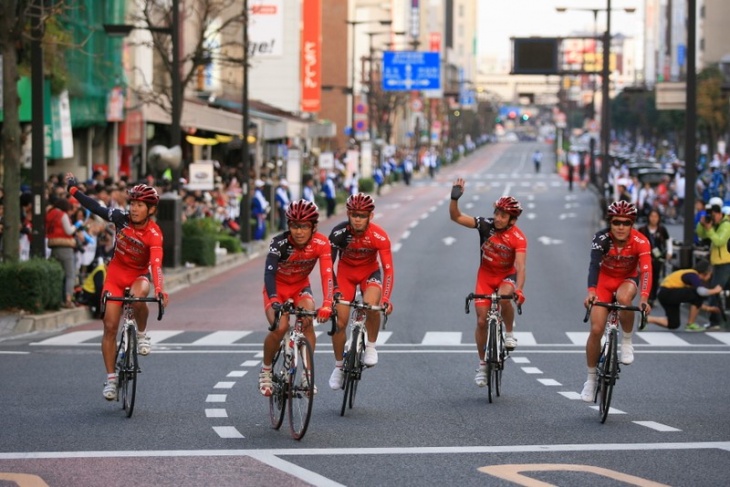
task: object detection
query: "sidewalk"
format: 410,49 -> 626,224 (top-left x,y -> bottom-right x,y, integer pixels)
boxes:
0,240 -> 270,339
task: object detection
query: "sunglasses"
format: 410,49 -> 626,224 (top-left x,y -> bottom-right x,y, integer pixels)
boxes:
611,220 -> 633,227
349,212 -> 370,219
289,222 -> 313,230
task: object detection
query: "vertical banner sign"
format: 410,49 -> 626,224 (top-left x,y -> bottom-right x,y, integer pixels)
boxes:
410,0 -> 420,39
300,0 -> 321,112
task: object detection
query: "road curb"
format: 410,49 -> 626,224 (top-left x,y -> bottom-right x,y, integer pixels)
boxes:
0,240 -> 269,340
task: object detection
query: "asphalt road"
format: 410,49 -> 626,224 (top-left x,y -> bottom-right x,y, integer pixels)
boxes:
2,142 -> 729,487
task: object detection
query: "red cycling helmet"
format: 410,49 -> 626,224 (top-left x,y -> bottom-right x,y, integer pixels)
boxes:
128,184 -> 159,206
607,200 -> 638,221
494,196 -> 523,217
346,193 -> 375,212
286,199 -> 319,223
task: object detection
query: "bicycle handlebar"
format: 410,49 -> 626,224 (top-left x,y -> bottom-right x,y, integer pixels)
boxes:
101,292 -> 165,321
464,292 -> 522,316
583,300 -> 648,330
269,299 -> 320,332
326,297 -> 390,336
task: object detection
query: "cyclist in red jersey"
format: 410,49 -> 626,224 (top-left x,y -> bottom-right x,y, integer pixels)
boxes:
327,193 -> 394,390
450,178 -> 527,388
258,200 -> 334,396
65,173 -> 169,401
581,200 -> 652,402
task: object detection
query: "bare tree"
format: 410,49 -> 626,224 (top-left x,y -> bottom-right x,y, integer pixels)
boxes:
126,0 -> 246,119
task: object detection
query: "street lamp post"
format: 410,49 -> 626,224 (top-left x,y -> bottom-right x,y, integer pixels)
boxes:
365,30 -> 405,141
346,19 -> 392,143
555,3 -> 636,196
240,0 -> 251,243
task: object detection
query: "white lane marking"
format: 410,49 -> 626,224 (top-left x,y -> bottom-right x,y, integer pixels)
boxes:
633,421 -> 681,432
707,332 -> 730,345
214,382 -> 235,389
248,452 -> 345,487
205,409 -> 228,418
192,331 -> 252,345
537,378 -> 562,386
510,356 -> 530,364
227,371 -> 247,377
401,230 -> 411,239
521,367 -> 542,374
148,330 -> 185,343
637,333 -> 690,346
31,331 -> 102,345
409,220 -> 418,229
559,391 -> 582,400
241,360 -> 259,367
2,441 -> 729,459
513,332 -> 536,345
392,243 -> 402,252
420,213 -> 429,220
0,351 -> 30,355
206,394 -> 227,403
589,406 -> 626,414
212,426 -> 244,439
421,332 -> 462,345
375,331 -> 392,345
566,332 -> 589,345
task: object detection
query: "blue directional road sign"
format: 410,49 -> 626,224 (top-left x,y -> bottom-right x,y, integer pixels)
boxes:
382,51 -> 441,91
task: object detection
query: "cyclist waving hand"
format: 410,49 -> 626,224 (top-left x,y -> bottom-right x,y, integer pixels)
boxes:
450,178 -> 527,388
65,173 -> 169,401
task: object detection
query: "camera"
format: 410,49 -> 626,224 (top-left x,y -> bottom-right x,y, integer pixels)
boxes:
704,215 -> 713,224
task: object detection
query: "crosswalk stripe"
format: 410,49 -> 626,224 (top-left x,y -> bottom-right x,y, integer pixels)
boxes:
636,333 -> 690,346
422,332 -> 461,345
566,332 -> 589,345
31,331 -> 102,345
375,331 -> 393,345
513,331 -> 536,345
707,332 -> 730,345
24,330 -> 730,347
191,331 -> 252,345
149,330 -> 185,343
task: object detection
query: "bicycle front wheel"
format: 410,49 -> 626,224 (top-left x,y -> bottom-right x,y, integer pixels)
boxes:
486,318 -> 499,403
340,342 -> 357,416
289,338 -> 314,440
268,347 -> 287,430
120,329 -> 138,417
598,330 -> 618,423
494,324 -> 505,398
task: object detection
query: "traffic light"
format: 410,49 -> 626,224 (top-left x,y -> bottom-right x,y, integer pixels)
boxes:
521,114 -> 530,122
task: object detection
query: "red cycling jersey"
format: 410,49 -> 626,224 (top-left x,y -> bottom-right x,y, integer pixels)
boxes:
587,227 -> 652,298
69,187 -> 165,300
263,231 -> 334,306
329,221 -> 394,302
475,217 -> 527,277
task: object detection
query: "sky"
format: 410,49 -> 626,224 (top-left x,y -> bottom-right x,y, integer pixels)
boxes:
476,0 -> 644,64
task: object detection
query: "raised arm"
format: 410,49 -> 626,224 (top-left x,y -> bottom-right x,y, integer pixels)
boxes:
449,177 -> 476,228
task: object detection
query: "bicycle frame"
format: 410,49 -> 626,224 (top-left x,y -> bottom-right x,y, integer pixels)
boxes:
465,292 -> 521,403
583,299 -> 646,423
268,299 -> 318,440
331,297 -> 387,416
100,289 -> 164,418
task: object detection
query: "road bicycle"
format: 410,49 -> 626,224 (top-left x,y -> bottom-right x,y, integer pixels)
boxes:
331,297 -> 388,416
465,292 -> 522,403
100,288 -> 165,418
583,299 -> 647,423
268,300 -> 319,440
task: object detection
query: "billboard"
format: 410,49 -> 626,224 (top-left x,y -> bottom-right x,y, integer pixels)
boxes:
511,37 -> 559,75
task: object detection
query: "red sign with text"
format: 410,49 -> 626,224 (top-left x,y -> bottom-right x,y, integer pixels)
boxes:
300,0 -> 321,112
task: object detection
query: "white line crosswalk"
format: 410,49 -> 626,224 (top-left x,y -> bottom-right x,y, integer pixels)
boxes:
28,330 -> 730,347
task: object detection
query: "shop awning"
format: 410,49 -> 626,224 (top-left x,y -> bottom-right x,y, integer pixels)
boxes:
143,101 -> 244,136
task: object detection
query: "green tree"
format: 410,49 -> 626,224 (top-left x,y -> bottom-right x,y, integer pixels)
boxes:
697,65 -> 729,154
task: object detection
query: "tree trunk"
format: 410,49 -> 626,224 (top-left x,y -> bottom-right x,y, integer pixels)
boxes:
0,0 -> 23,263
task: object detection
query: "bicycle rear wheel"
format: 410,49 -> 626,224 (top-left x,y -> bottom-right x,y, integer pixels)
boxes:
486,318 -> 499,403
120,329 -> 138,417
268,348 -> 287,430
598,330 -> 618,423
289,338 -> 314,440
